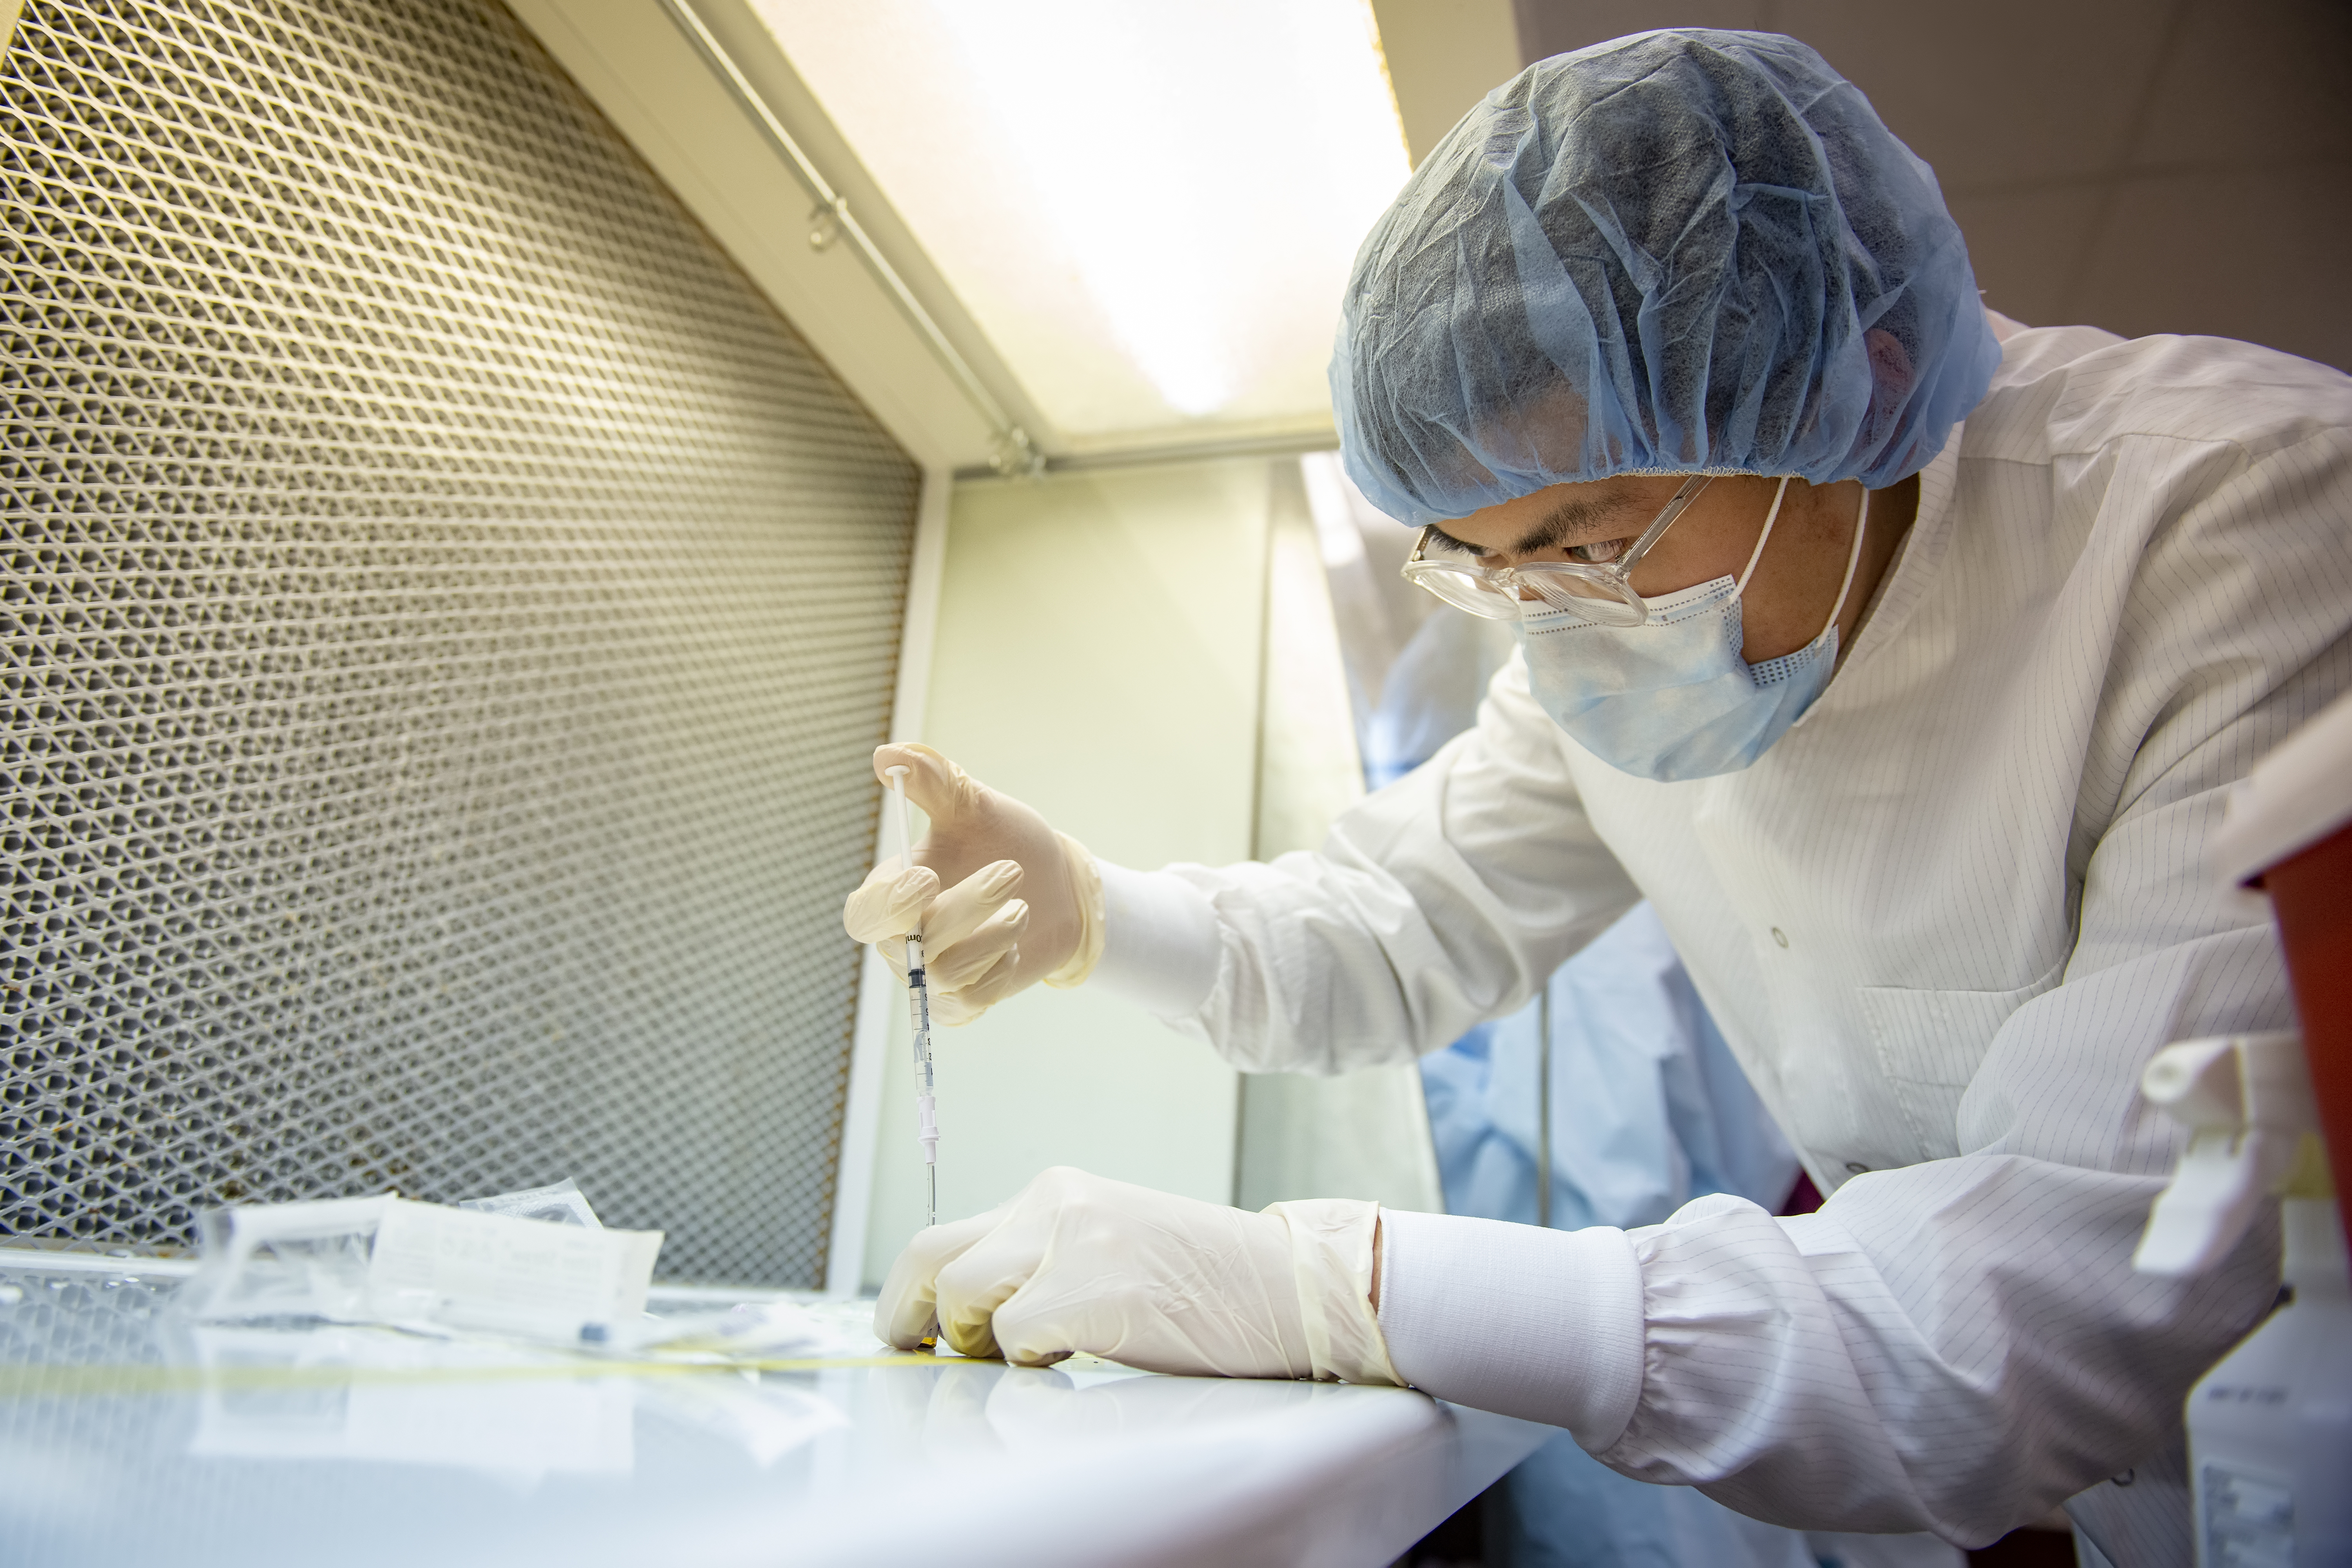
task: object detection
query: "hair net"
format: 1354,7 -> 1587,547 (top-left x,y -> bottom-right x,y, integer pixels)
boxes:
1332,30 -> 2001,526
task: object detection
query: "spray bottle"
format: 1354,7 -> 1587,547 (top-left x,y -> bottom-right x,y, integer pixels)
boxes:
2134,1031 -> 2347,1565
2132,688 -> 2352,1566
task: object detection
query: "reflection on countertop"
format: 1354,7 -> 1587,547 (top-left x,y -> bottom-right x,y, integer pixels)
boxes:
0,1250 -> 1545,1568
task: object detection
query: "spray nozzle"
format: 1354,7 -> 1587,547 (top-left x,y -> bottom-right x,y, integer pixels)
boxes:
2134,1031 -> 2326,1278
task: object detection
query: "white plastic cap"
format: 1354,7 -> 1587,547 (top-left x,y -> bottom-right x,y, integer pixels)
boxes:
2135,1031 -> 2317,1278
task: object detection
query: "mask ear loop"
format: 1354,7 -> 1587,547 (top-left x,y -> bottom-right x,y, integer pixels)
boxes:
1733,477 -> 1794,596
1815,485 -> 1871,645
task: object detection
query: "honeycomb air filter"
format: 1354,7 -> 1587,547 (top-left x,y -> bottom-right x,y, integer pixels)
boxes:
1,0 -> 920,1285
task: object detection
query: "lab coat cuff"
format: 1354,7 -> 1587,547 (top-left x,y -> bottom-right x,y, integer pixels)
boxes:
1089,861 -> 1222,1019
1376,1209 -> 1645,1451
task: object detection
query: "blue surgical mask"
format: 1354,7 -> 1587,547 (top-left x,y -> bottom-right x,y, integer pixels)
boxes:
1515,488 -> 1868,782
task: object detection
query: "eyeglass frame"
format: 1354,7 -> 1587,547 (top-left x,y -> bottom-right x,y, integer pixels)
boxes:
1399,474 -> 1716,628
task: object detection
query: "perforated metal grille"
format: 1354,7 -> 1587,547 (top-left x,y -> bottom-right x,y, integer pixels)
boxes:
1,0 -> 920,1284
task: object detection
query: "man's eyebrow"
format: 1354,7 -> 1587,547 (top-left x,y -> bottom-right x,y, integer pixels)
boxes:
1510,495 -> 1633,556
1426,495 -> 1639,559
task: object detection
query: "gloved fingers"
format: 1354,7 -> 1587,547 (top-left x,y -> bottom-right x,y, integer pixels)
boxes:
916,861 -> 1024,957
882,1168 -> 1326,1386
875,1208 -> 1001,1351
872,742 -> 977,828
986,1278 -> 1111,1369
932,1216 -> 1061,1362
924,900 -> 1028,991
947,942 -> 1033,1012
987,1208 -> 1297,1378
843,864 -> 942,945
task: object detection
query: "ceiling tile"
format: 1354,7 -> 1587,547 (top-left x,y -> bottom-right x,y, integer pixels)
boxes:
751,0 -> 1409,444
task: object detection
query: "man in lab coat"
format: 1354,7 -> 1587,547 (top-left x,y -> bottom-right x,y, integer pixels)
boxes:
843,30 -> 2352,1564
1346,584 -> 1888,1567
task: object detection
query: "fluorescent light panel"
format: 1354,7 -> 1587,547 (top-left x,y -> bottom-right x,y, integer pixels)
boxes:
751,0 -> 1410,442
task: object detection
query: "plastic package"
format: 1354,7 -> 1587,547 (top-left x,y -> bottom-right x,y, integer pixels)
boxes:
183,1195 -> 388,1325
175,1313 -> 851,1476
183,1322 -> 637,1478
181,1189 -> 661,1347
457,1176 -> 603,1228
610,1297 -> 882,1361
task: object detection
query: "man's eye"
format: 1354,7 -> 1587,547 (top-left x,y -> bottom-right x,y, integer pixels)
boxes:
1567,538 -> 1628,564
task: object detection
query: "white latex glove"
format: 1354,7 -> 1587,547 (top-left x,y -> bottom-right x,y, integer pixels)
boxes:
841,743 -> 1104,1025
876,1167 -> 1400,1386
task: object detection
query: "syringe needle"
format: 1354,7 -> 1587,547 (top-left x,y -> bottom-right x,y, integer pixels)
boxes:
885,766 -> 939,1230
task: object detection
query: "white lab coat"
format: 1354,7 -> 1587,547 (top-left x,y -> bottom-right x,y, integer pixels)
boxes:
1091,325 -> 2352,1559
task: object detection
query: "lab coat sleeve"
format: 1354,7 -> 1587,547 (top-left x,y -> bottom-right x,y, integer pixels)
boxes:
1138,655 -> 1644,1074
1598,949 -> 2290,1546
1381,425 -> 2352,1549
1381,929 -> 2292,1547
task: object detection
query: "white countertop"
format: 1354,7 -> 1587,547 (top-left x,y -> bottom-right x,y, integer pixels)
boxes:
0,1248 -> 1549,1567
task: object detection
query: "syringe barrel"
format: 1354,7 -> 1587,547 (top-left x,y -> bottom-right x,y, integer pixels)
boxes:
904,935 -> 932,1058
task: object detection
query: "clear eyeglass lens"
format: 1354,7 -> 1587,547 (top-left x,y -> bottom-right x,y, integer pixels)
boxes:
1408,561 -> 1651,625
1517,568 -> 1646,626
1409,565 -> 1521,619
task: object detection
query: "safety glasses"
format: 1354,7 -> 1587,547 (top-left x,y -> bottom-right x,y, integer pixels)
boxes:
1399,475 -> 1714,628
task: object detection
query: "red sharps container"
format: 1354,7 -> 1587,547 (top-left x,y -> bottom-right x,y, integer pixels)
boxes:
2210,690 -> 2352,1252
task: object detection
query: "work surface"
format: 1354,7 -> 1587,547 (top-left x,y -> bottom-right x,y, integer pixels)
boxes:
0,1249 -> 1549,1568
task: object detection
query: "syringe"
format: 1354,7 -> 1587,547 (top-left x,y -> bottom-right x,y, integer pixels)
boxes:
884,765 -> 939,1229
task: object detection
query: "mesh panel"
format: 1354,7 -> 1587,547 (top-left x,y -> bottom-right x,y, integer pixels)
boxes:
0,0 -> 920,1285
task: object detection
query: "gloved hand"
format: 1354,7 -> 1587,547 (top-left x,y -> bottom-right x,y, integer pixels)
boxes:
875,1166 -> 1400,1385
842,743 -> 1104,1025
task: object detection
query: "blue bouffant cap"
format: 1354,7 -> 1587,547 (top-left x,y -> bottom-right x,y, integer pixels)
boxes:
1332,30 -> 2000,525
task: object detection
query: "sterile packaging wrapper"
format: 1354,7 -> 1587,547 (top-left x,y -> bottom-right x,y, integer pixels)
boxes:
607,1298 -> 883,1361
182,1191 -> 662,1346
456,1176 -> 603,1228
